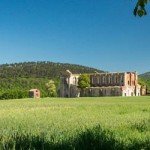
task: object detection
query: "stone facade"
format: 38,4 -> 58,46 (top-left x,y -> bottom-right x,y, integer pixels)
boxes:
80,86 -> 122,97
59,70 -> 141,97
59,70 -> 80,97
140,85 -> 147,96
29,89 -> 41,98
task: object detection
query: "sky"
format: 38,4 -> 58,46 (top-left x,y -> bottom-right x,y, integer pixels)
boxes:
0,0 -> 150,74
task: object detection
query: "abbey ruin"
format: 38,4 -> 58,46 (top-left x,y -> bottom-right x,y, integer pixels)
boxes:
59,70 -> 143,97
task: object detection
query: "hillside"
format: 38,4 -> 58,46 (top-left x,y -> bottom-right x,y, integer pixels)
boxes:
139,72 -> 150,78
0,61 -> 104,99
139,72 -> 150,94
0,61 -> 103,78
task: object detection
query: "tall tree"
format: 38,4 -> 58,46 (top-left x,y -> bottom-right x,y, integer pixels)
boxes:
78,74 -> 90,90
45,80 -> 57,97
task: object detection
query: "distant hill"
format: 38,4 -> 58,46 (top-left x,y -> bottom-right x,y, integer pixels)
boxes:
0,61 -> 104,99
0,61 -> 104,78
139,72 -> 150,78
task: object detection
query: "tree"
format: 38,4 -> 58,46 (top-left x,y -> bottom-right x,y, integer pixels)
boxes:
78,74 -> 90,90
134,0 -> 150,17
45,80 -> 57,97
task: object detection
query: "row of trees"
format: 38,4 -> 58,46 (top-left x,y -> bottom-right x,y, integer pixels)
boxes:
0,90 -> 28,100
0,79 -> 58,100
0,78 -> 59,100
0,61 -> 102,100
0,62 -> 102,79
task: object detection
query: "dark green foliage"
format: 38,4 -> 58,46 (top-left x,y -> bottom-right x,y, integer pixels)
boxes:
134,0 -> 149,17
138,77 -> 147,86
0,78 -> 50,99
0,62 -> 103,100
0,62 -> 103,79
0,90 -> 28,100
139,72 -> 150,94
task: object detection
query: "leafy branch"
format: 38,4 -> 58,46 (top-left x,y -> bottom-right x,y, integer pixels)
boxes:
134,0 -> 150,17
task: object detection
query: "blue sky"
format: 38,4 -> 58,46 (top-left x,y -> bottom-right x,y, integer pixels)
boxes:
0,0 -> 149,73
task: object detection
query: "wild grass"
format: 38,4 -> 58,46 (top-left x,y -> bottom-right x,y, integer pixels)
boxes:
0,96 -> 150,149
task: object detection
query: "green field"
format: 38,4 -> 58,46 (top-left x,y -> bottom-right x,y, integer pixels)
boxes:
0,97 -> 150,150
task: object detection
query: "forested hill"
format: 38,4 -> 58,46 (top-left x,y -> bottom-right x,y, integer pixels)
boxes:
0,61 -> 103,78
139,72 -> 150,79
0,61 -> 103,99
139,72 -> 150,94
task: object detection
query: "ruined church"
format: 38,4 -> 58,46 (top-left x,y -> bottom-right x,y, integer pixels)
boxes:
59,70 -> 142,97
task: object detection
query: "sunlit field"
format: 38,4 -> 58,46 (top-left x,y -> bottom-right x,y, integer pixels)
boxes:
0,97 -> 150,150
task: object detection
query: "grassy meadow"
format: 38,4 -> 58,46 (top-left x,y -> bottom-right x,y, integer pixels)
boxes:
0,97 -> 150,149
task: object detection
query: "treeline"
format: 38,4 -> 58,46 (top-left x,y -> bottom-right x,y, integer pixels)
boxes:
139,72 -> 150,94
0,61 -> 103,100
0,61 -> 103,78
139,77 -> 150,94
0,78 -> 50,99
0,90 -> 28,100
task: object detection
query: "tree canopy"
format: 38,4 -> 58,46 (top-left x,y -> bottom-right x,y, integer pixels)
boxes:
46,80 -> 57,97
134,0 -> 149,16
78,74 -> 90,90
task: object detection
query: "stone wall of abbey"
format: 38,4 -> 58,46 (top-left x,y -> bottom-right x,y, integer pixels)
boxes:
59,70 -> 141,97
